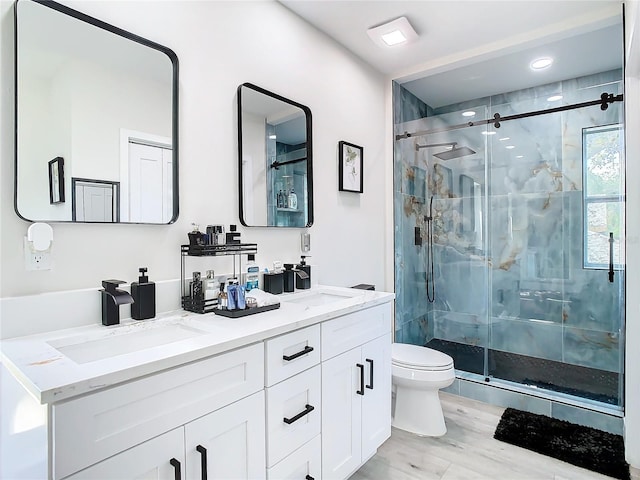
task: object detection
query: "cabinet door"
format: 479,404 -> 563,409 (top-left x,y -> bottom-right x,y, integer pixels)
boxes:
185,391 -> 266,480
361,333 -> 392,460
64,428 -> 184,480
321,348 -> 362,480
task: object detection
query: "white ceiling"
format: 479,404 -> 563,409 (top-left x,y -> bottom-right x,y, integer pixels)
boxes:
279,1 -> 623,107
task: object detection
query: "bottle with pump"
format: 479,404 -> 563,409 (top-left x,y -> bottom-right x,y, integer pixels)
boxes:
131,267 -> 156,320
288,188 -> 298,210
295,256 -> 311,289
245,254 -> 259,291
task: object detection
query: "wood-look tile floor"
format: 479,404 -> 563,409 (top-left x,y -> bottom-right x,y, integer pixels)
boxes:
351,392 -> 614,480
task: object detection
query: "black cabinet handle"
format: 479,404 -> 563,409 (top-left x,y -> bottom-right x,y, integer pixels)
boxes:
366,358 -> 374,389
356,363 -> 364,395
170,458 -> 182,480
196,445 -> 208,480
284,404 -> 315,424
283,345 -> 314,361
306,476 -> 315,480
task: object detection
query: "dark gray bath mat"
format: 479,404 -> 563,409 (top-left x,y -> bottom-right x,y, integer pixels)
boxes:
494,408 -> 629,480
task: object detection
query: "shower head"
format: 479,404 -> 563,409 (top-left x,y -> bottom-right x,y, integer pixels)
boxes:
433,145 -> 476,161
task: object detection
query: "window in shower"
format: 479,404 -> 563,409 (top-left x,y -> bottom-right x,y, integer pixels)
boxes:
583,124 -> 625,269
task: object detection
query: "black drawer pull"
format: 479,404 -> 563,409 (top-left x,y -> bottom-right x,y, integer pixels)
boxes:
366,358 -> 374,389
356,363 -> 365,395
283,345 -> 314,361
306,476 -> 315,480
196,445 -> 208,480
170,458 -> 182,480
284,404 -> 315,424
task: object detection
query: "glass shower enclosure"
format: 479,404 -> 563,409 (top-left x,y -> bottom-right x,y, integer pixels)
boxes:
393,70 -> 625,410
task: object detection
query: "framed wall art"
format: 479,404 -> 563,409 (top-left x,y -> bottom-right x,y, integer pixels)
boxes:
338,141 -> 363,193
48,156 -> 65,204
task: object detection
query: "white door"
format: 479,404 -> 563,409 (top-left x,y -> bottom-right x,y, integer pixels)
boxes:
75,182 -> 115,222
64,428 -> 184,479
128,142 -> 172,223
185,391 -> 266,480
361,333 -> 392,459
321,348 -> 362,480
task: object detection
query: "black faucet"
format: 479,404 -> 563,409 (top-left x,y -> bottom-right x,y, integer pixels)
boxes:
101,280 -> 134,326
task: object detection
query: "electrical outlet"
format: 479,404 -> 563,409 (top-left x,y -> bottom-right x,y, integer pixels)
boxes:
301,232 -> 311,252
24,238 -> 52,271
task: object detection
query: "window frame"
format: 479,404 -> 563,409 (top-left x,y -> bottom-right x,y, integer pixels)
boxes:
582,123 -> 625,270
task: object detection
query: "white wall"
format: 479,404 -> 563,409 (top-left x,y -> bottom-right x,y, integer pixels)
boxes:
0,1 -> 387,324
624,0 -> 640,470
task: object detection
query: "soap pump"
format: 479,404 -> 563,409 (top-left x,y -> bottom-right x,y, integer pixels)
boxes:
295,256 -> 311,290
131,267 -> 156,320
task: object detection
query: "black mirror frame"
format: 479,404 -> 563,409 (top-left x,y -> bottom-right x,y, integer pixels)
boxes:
237,82 -> 313,228
14,0 -> 180,224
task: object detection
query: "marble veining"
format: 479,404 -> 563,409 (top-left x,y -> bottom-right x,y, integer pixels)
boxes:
393,70 -> 624,405
0,285 -> 394,404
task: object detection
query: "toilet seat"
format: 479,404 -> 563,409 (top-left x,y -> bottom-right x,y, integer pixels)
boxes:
392,343 -> 454,371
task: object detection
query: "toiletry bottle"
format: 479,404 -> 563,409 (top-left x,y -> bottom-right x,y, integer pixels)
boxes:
204,270 -> 218,302
131,267 -> 156,320
190,271 -> 203,304
288,188 -> 298,210
226,224 -> 241,244
218,281 -> 227,309
283,264 -> 295,292
245,254 -> 259,291
188,223 -> 205,246
295,256 -> 311,289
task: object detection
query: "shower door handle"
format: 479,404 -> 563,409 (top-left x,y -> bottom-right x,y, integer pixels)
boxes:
608,232 -> 614,283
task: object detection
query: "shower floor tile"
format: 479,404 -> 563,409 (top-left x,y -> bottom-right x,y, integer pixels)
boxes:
425,339 -> 619,405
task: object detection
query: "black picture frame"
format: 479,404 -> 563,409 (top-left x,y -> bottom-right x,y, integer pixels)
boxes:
48,157 -> 65,204
338,141 -> 363,193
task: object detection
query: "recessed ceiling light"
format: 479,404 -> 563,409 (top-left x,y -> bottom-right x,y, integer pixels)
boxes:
367,16 -> 418,48
547,95 -> 563,102
530,57 -> 553,70
481,131 -> 496,135
462,111 -> 476,117
516,155 -> 524,158
268,134 -> 277,140
506,145 -> 516,149
499,137 -> 510,141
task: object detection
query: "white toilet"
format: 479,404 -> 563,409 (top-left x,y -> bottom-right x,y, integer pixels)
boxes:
391,343 -> 455,437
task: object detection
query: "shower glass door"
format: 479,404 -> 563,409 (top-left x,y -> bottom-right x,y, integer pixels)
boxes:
486,78 -> 625,407
393,69 -> 625,409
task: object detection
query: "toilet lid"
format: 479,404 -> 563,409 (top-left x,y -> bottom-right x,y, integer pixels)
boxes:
392,343 -> 454,370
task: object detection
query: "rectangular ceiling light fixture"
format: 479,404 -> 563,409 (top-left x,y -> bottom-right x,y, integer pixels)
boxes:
367,16 -> 418,47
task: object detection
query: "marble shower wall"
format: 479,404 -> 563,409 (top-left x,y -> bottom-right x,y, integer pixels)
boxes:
394,71 -> 625,377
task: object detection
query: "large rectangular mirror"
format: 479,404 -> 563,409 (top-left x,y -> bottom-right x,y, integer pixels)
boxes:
15,0 -> 179,224
238,83 -> 313,227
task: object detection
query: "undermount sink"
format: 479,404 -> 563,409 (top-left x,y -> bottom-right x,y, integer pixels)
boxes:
47,323 -> 208,364
281,289 -> 363,308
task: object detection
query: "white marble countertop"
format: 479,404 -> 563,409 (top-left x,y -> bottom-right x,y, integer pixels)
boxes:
0,285 -> 394,405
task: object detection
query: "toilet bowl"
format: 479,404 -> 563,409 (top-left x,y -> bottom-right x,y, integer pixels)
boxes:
391,343 -> 455,437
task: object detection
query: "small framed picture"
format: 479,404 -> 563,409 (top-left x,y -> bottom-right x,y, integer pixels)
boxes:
48,157 -> 65,204
338,141 -> 363,193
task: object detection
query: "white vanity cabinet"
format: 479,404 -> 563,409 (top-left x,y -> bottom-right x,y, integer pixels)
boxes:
321,305 -> 393,480
265,324 -> 322,480
54,342 -> 265,479
0,287 -> 395,480
64,391 -> 265,480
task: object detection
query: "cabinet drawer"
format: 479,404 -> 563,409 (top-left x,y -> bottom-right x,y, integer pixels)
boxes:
266,324 -> 320,386
266,365 -> 321,467
321,303 -> 392,360
267,435 -> 321,480
53,342 -> 264,479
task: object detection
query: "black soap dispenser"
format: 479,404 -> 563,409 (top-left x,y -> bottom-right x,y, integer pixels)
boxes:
295,256 -> 311,290
131,267 -> 156,320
